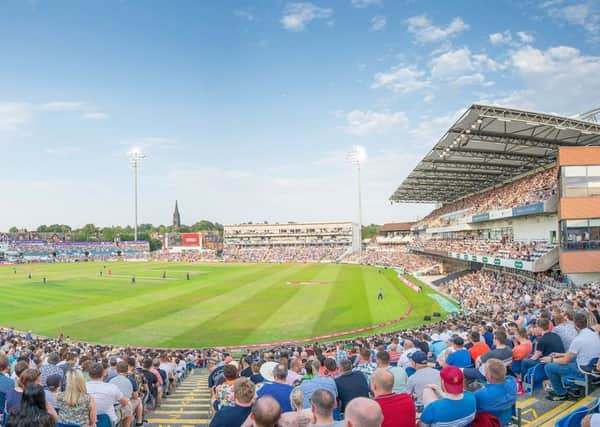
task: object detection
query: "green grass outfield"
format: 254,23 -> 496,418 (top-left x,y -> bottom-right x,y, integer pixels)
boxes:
0,262 -> 456,348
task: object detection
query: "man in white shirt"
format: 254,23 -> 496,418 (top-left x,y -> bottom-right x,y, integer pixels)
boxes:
87,362 -> 131,426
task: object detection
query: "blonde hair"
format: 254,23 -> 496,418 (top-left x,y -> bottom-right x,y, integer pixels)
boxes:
290,387 -> 304,411
64,369 -> 87,406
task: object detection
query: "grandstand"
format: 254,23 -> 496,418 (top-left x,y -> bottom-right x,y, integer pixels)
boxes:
223,221 -> 360,262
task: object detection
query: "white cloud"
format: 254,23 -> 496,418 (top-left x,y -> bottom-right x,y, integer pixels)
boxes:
0,102 -> 33,132
489,31 -> 512,45
38,101 -> 84,112
371,65 -> 430,93
547,2 -> 600,39
370,15 -> 386,31
83,112 -> 108,120
281,2 -> 333,31
351,0 -> 381,8
430,48 -> 500,86
342,110 -> 409,136
450,73 -> 486,87
508,45 -> 600,113
516,31 -> 535,43
234,9 -> 254,21
406,15 -> 468,43
124,136 -> 177,152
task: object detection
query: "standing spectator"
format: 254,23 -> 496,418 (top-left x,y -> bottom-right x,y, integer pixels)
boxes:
334,359 -> 369,413
371,368 -> 415,427
57,369 -> 96,427
354,349 -> 377,386
0,353 -> 15,395
39,352 -> 64,387
418,366 -> 476,427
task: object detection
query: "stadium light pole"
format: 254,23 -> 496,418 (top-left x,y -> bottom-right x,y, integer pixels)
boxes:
347,145 -> 367,261
127,147 -> 147,241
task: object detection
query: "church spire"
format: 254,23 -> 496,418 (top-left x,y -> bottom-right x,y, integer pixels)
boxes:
172,200 -> 181,230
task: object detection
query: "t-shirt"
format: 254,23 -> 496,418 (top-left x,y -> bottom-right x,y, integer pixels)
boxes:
307,422 -> 345,427
420,392 -> 476,426
468,342 -> 490,362
374,393 -> 416,427
0,374 -> 15,395
569,328 -> 600,366
110,375 -> 134,399
86,380 -> 124,423
475,377 -> 518,425
406,367 -> 441,402
5,389 -> 22,412
446,349 -> 472,368
257,382 -> 293,413
386,366 -> 408,394
430,341 -> 447,358
335,371 -> 370,412
299,377 -> 338,409
512,341 -> 533,361
536,332 -> 564,356
209,404 -> 252,427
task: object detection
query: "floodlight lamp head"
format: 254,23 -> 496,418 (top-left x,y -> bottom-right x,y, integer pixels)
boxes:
127,147 -> 147,165
348,145 -> 367,165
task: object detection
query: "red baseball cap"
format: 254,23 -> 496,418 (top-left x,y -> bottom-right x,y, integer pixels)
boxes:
440,366 -> 464,394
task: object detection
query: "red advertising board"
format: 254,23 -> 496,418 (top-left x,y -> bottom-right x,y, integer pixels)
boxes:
181,233 -> 200,247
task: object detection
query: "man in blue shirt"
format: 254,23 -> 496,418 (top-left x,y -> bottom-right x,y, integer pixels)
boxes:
441,336 -> 472,368
0,354 -> 15,395
257,363 -> 293,412
475,358 -> 517,425
210,378 -> 255,427
418,366 -> 476,427
299,359 -> 338,409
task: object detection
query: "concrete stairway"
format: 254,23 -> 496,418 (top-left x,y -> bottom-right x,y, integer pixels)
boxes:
146,369 -> 211,427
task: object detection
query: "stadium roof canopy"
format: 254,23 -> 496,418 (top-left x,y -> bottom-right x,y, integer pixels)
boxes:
390,104 -> 600,204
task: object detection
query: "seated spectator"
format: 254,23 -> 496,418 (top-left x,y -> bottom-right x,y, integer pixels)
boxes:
375,350 -> 407,394
429,333 -> 447,359
6,384 -> 56,427
354,348 -> 377,386
210,378 -> 255,427
86,362 -> 130,427
371,368 -> 415,427
418,366 -> 476,427
543,312 -> 600,400
213,364 -> 239,410
308,389 -> 344,427
335,359 -> 370,414
243,395 -> 281,427
257,363 -> 293,413
474,359 -> 517,425
44,374 -> 62,408
287,358 -> 303,387
0,353 -> 15,395
140,358 -> 159,404
6,368 -> 43,412
520,318 -> 563,376
582,413 -> 600,427
250,362 -> 265,384
299,360 -> 338,410
344,397 -> 383,427
110,361 -> 140,427
278,387 -> 312,427
405,351 -> 441,403
440,336 -> 471,369
464,330 -> 512,382
552,309 -> 578,351
57,369 -> 96,427
511,328 -> 533,363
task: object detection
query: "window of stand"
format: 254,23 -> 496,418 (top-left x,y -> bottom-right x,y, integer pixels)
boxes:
560,219 -> 600,250
561,165 -> 600,197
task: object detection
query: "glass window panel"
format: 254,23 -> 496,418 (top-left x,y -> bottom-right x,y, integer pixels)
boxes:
566,220 -> 589,227
564,166 -> 587,177
589,219 -> 600,227
587,165 -> 600,177
588,175 -> 600,196
564,176 -> 589,197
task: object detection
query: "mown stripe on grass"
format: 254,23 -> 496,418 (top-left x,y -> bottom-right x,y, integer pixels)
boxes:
240,263 -> 340,344
105,264 -> 308,346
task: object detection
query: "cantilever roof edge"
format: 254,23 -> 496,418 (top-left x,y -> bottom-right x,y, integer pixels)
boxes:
389,103 -> 600,204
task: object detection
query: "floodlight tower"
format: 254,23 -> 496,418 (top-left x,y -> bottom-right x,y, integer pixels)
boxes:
348,145 -> 367,261
127,147 -> 147,241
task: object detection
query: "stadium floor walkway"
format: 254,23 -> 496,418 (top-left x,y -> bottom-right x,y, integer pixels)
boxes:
147,369 -> 210,427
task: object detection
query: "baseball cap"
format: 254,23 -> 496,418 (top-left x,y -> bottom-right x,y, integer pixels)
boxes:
409,351 -> 428,365
440,366 -> 464,394
259,361 -> 278,382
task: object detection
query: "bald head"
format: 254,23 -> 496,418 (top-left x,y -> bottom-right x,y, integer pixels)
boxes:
251,396 -> 281,427
371,368 -> 394,395
345,397 -> 383,427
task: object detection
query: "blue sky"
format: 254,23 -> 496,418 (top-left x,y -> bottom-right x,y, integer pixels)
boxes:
1,0 -> 600,229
